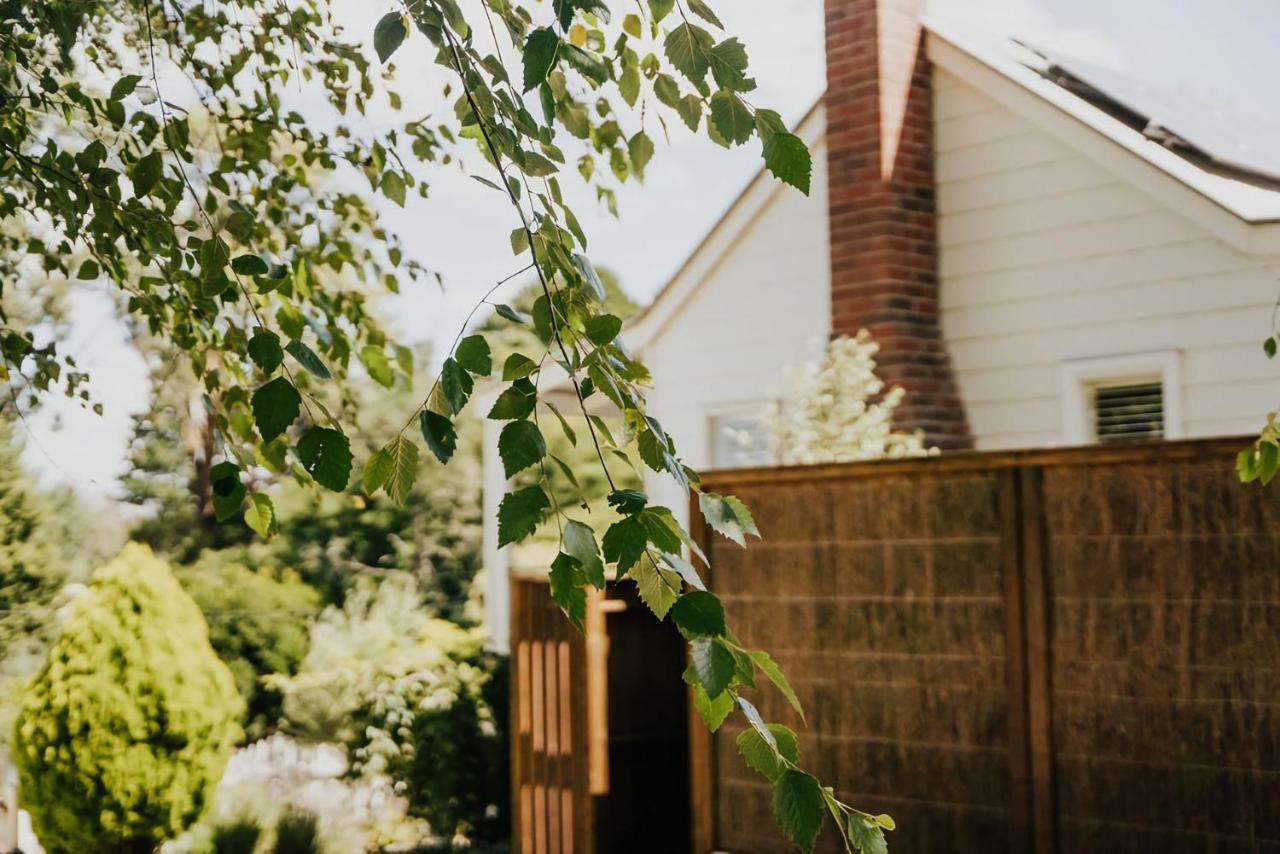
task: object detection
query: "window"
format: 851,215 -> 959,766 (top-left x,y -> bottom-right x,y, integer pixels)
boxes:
709,413 -> 772,469
1060,351 -> 1182,445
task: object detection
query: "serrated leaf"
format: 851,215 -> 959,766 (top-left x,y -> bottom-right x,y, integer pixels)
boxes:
252,377 -> 301,441
377,435 -> 419,503
572,253 -> 607,300
286,339 -> 331,379
764,131 -> 812,195
626,552 -> 681,619
498,485 -> 550,546
243,493 -> 277,538
374,12 -> 408,63
503,353 -> 538,381
523,27 -> 561,92
648,0 -> 675,23
363,445 -> 394,495
441,357 -> 473,413
563,520 -> 605,588
749,649 -> 805,721
691,637 -> 735,698
737,724 -> 799,781
231,254 -> 268,276
773,771 -> 825,853
248,329 -> 283,373
602,515 -> 647,573
510,227 -> 530,255
628,131 -> 655,179
690,681 -> 734,730
455,334 -> 492,376
488,378 -> 536,420
549,552 -> 587,630
664,23 -> 714,91
361,345 -> 394,388
297,427 -> 352,491
846,814 -> 889,854
709,37 -> 755,92
130,151 -> 163,197
670,590 -> 725,638
210,461 -> 246,522
499,420 -> 547,478
76,259 -> 99,280
700,491 -> 758,546
110,74 -> 141,100
380,171 -> 406,207
676,94 -> 703,131
710,90 -> 754,146
584,314 -> 623,346
420,410 -> 457,464
687,0 -> 723,27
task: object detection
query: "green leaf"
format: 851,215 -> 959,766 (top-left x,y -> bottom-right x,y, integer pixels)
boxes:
623,13 -> 643,37
297,427 -> 352,492
503,353 -> 538,381
563,520 -> 605,588
440,357 -> 474,414
628,131 -> 655,179
549,552 -> 587,630
648,0 -> 675,23
709,37 -> 754,92
381,171 -> 407,207
488,378 -> 537,420
737,724 -> 799,781
110,75 -> 142,100
523,28 -> 561,92
360,345 -> 395,388
285,340 -> 331,379
626,552 -> 682,620
510,227 -> 530,255
76,260 -> 99,280
498,485 -> 550,546
690,679 -> 734,731
375,434 -> 419,503
607,489 -> 648,515
374,12 -> 408,63
231,254 -> 269,276
456,334 -> 492,376
243,493 -> 277,538
572,253 -> 607,300
251,377 -> 301,442
749,649 -> 805,721
1260,439 -> 1279,484
210,461 -> 246,522
676,94 -> 703,131
846,814 -> 889,854
764,131 -> 812,195
664,23 -> 714,91
420,410 -> 457,464
1266,337 -> 1277,359
699,492 -> 759,546
248,329 -> 283,373
602,516 -> 647,573
584,314 -> 622,346
495,303 -> 526,324
670,591 -> 725,638
687,0 -> 723,26
773,771 -> 825,853
709,90 -> 754,146
691,637 -> 735,698
363,445 -> 394,495
130,151 -> 163,197
499,420 -> 547,478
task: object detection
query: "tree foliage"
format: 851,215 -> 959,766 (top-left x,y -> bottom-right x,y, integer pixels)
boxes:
13,544 -> 243,852
3,0 -> 878,847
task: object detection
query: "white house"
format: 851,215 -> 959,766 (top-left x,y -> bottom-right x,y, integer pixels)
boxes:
480,0 -> 1280,651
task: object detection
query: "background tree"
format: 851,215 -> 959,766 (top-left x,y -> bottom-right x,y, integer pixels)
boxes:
763,331 -> 936,465
13,544 -> 242,853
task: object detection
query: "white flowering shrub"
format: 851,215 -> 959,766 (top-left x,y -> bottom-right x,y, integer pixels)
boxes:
765,331 -> 937,465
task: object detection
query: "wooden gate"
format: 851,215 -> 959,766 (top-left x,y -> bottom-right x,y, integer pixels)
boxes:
691,438 -> 1280,853
510,577 -> 691,854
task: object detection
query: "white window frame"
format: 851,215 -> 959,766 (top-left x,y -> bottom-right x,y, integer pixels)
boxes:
1060,351 -> 1183,445
705,401 -> 772,470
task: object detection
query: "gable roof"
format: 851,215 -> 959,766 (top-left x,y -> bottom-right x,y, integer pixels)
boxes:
572,15 -> 1280,382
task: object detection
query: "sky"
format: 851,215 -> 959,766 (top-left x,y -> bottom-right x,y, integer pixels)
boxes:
18,0 -> 1280,496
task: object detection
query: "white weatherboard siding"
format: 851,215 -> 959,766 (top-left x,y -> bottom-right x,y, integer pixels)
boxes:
637,136 -> 832,521
934,68 -> 1280,448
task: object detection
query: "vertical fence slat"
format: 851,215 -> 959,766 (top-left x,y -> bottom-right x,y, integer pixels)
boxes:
1000,469 -> 1033,854
1018,467 -> 1056,854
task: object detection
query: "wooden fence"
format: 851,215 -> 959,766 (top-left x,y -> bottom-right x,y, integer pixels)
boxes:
509,438 -> 1280,852
692,438 -> 1280,854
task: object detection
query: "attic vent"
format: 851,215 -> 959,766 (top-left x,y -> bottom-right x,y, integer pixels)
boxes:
1093,382 -> 1164,442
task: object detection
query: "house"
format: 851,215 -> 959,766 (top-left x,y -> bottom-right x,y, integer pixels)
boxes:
481,0 -> 1280,654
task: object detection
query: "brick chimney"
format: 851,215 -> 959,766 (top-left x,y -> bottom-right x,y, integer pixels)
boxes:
825,0 -> 972,449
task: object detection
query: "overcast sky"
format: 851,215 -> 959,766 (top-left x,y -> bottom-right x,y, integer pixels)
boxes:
20,0 -> 1280,496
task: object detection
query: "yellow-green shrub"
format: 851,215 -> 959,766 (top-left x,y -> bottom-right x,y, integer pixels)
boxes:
13,543 -> 242,853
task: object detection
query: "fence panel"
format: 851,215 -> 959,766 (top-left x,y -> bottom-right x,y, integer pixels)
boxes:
696,439 -> 1280,853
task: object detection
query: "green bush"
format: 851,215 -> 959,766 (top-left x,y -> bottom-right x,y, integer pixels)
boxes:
13,543 -> 243,853
211,816 -> 262,854
273,807 -> 322,854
